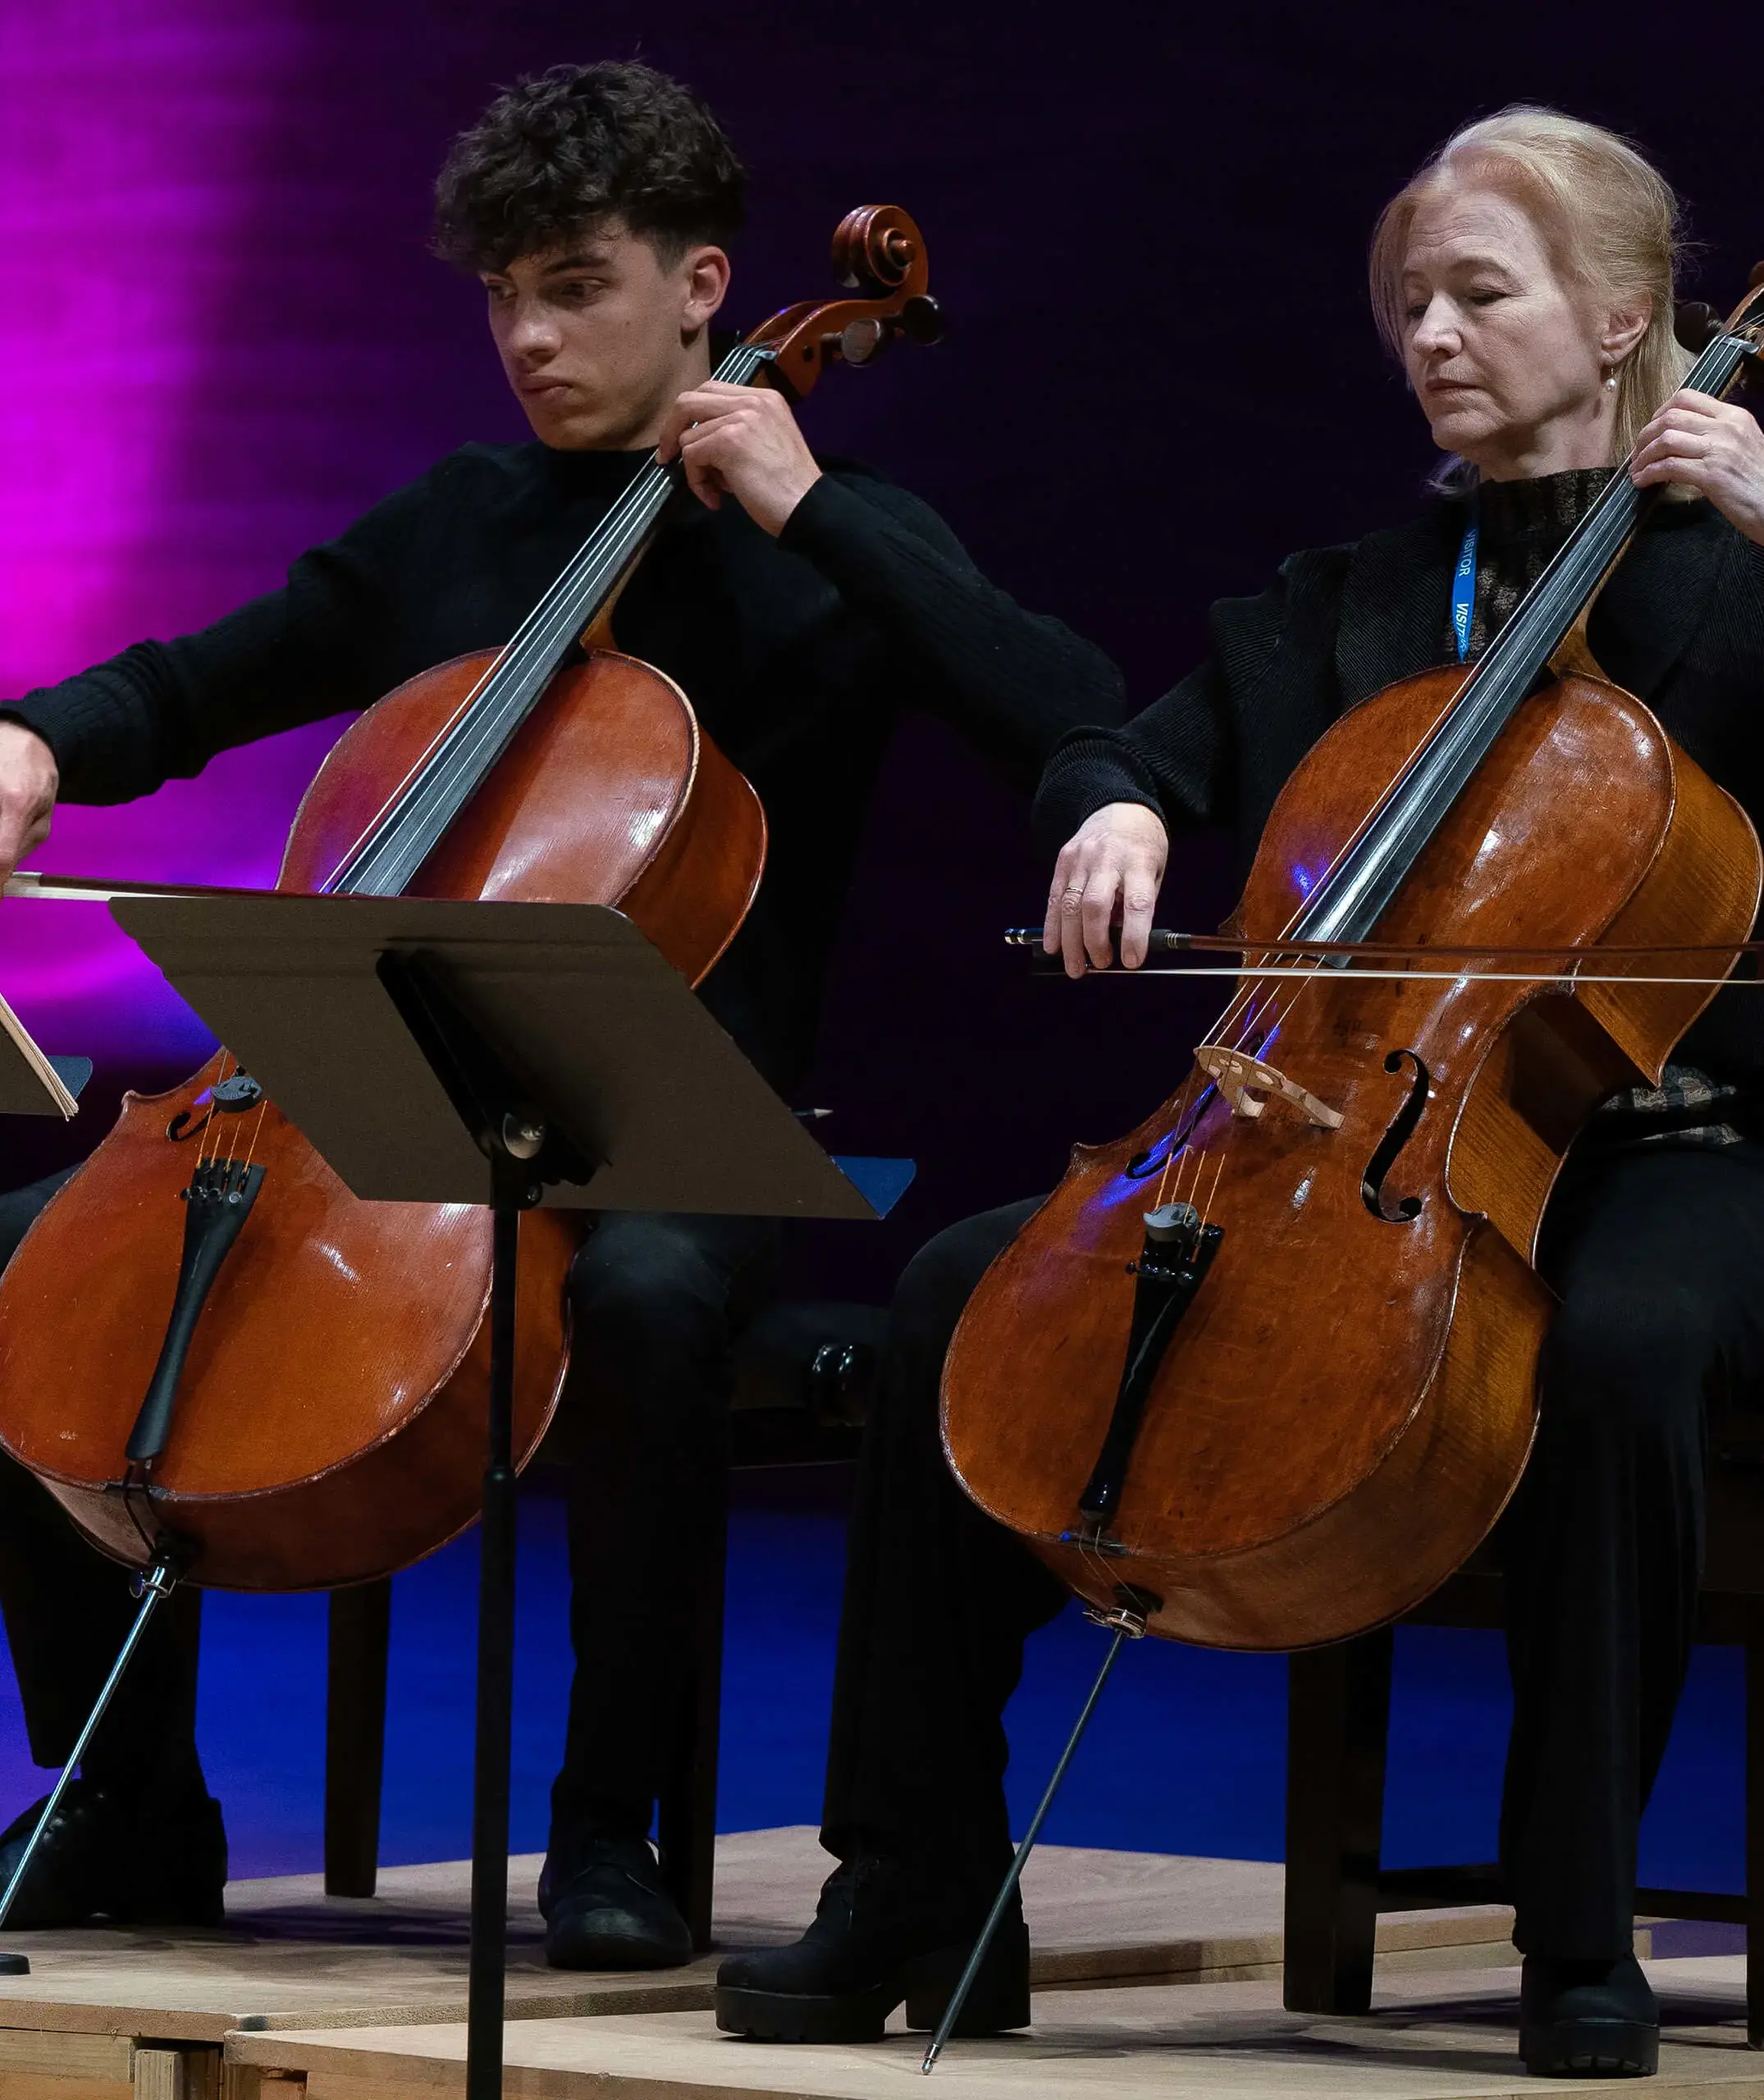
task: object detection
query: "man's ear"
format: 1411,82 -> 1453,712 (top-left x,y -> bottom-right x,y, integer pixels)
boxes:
680,244 -> 731,337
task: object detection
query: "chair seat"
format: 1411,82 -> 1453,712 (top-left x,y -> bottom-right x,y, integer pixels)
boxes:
728,1297 -> 884,1467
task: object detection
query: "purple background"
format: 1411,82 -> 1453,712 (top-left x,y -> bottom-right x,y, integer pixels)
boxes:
6,1 -> 1762,1280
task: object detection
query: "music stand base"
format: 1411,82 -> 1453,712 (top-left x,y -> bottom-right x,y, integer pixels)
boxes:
465,1141 -> 534,2100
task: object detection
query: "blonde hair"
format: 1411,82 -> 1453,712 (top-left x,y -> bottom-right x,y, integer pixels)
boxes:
1369,106 -> 1691,481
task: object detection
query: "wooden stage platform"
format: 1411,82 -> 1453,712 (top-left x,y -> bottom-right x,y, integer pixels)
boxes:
0,1825 -> 1534,2097
224,1960 -> 1764,2098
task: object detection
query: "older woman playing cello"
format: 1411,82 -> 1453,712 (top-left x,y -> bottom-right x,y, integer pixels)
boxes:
720,107 -> 1764,2079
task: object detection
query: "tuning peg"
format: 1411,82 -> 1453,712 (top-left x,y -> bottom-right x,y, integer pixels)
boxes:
1675,300 -> 1724,353
896,294 -> 946,347
1749,260 -> 1764,290
837,317 -> 885,366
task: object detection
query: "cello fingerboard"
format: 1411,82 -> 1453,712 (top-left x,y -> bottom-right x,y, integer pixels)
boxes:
1293,329 -> 1756,950
322,341 -> 778,900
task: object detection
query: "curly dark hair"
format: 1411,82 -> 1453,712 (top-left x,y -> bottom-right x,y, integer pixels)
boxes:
432,62 -> 747,272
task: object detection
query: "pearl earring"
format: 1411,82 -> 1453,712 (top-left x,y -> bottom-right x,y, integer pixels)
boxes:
1604,368 -> 1620,390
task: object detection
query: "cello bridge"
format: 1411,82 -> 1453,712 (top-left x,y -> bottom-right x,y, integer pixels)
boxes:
1195,1043 -> 1342,1129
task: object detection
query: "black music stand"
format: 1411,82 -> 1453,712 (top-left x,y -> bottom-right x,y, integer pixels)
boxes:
111,894 -> 885,2100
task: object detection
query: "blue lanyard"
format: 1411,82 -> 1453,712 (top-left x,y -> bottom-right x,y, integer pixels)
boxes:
1451,508 -> 1478,662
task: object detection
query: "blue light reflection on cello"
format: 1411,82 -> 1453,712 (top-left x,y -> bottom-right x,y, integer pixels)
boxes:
1114,965 -> 1296,1198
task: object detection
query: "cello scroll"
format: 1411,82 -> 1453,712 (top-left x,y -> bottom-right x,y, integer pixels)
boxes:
747,204 -> 944,399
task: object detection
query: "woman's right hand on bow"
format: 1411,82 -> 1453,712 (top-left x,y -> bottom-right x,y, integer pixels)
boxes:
1043,801 -> 1169,979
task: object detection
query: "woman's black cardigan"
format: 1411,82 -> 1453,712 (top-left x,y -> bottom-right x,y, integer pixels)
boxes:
1034,494 -> 1764,1092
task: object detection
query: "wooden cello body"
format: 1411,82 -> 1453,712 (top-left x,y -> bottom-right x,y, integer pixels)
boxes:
0,650 -> 760,1591
941,284 -> 1764,1652
0,207 -> 941,1594
943,668 -> 1759,1647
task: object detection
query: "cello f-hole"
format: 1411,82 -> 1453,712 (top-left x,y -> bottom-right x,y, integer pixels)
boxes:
1361,1048 -> 1430,1222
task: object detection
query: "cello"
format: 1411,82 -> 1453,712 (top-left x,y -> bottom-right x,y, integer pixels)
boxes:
0,205 -> 942,1595
941,273 -> 1764,1655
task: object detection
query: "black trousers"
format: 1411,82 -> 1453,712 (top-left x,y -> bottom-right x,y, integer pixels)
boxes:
0,1171 -> 776,1842
549,1209 -> 777,1842
821,1143 -> 1764,1959
0,1171 -> 203,1796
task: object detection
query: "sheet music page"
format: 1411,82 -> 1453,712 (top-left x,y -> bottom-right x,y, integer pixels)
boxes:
0,985 -> 77,1118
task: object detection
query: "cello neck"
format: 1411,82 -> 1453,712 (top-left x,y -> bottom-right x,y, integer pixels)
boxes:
1292,328 -> 1758,950
321,340 -> 777,901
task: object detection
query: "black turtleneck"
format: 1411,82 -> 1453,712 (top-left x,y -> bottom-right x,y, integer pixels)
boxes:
1456,467 -> 1615,661
1035,471 -> 1764,1094
2,441 -> 1125,1091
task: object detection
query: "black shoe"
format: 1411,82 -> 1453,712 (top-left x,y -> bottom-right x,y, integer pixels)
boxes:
715,1852 -> 1031,2043
539,1832 -> 693,1970
0,1777 -> 226,1930
1520,1952 -> 1659,2078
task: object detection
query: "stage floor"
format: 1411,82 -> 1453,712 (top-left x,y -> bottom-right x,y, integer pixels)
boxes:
227,1960 -> 1763,2098
0,1828 -> 1521,2094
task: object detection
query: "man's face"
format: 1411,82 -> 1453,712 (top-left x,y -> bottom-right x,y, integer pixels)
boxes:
482,222 -> 728,450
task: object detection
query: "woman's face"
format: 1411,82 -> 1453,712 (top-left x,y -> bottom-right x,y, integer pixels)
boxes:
1399,183 -> 1638,480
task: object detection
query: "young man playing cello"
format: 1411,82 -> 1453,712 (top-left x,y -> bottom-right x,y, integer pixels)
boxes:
722,107 -> 1764,2079
0,61 -> 1122,1966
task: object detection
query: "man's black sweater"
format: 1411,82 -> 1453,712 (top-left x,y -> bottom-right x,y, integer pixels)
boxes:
1035,482 -> 1764,1089
5,443 -> 1124,1091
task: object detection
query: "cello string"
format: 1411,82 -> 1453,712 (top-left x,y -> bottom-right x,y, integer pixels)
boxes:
1150,1034 -> 1240,1212
322,464 -> 672,892
1193,964 -> 1309,1209
347,467 -> 679,865
1148,973 -> 1272,1211
338,450 -> 679,892
1090,339 -> 1757,1528
1224,406 -> 1694,988
1150,1071 -> 1207,1211
1156,953 -> 1292,1200
222,1055 -> 242,1176
198,1052 -> 235,1173
330,342 -> 775,897
384,342 -> 771,849
1273,336 -> 1747,953
1197,1147 -> 1227,1230
1149,1122 -> 1186,1211
239,1093 -> 270,1179
1126,331 -> 1759,1193
1170,1126 -> 1209,1212
1190,955 -> 1326,1206
1095,596 -> 1574,1206
327,405 -> 701,885
195,1056 -> 218,1170
323,460 -> 669,886
1286,432 -> 1684,929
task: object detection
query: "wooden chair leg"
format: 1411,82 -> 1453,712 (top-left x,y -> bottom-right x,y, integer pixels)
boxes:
1282,1625 -> 1395,2016
324,1578 -> 391,1898
656,1466 -> 729,1951
1747,1604 -> 1764,2048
